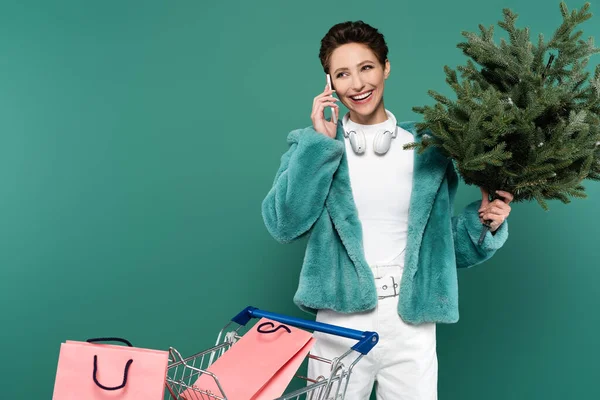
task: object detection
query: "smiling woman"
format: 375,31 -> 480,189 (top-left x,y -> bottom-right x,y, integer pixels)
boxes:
261,20 -> 513,400
323,42 -> 390,125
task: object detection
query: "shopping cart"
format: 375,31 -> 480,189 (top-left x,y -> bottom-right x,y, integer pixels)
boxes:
164,306 -> 379,400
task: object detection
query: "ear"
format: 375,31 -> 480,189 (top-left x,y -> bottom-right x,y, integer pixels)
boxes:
384,59 -> 391,79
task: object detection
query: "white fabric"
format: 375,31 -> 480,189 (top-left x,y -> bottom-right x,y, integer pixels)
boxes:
307,263 -> 438,400
306,110 -> 437,398
341,109 -> 415,266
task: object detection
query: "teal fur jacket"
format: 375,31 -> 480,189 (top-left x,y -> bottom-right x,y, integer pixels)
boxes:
261,120 -> 509,324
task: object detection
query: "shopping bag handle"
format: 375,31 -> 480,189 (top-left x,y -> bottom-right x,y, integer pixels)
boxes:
231,306 -> 379,355
86,337 -> 133,347
92,355 -> 133,391
85,337 -> 134,391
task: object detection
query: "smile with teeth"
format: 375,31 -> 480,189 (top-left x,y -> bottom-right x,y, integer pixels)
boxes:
350,90 -> 373,101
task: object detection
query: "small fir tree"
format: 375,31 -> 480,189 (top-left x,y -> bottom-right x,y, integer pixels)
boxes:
406,2 -> 600,241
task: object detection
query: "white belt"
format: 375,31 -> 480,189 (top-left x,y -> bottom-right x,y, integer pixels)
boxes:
374,275 -> 400,299
371,253 -> 405,299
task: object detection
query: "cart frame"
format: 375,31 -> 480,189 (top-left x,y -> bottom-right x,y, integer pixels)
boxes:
164,306 -> 379,400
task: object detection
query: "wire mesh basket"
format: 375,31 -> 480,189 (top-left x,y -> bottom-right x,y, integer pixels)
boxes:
164,306 -> 379,400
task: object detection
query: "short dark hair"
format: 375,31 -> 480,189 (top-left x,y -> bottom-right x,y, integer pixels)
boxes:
318,21 -> 389,74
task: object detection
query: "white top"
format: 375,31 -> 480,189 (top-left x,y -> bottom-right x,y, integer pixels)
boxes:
342,109 -> 415,266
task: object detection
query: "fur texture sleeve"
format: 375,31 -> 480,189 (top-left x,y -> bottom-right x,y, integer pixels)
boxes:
261,126 -> 344,243
446,161 -> 509,269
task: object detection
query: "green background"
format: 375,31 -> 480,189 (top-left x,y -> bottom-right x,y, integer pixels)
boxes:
1,0 -> 599,398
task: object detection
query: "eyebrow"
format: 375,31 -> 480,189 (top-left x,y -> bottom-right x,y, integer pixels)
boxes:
332,60 -> 375,75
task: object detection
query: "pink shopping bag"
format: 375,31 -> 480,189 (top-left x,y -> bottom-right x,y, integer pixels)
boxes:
52,337 -> 169,400
181,318 -> 315,400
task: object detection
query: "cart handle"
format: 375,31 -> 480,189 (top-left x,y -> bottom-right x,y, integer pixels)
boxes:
231,306 -> 378,355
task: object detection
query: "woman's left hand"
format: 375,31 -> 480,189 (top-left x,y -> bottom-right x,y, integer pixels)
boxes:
478,188 -> 514,232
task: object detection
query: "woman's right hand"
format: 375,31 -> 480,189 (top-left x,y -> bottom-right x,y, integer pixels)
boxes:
311,83 -> 339,139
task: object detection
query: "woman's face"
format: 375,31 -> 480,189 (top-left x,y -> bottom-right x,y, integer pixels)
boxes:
329,42 -> 390,123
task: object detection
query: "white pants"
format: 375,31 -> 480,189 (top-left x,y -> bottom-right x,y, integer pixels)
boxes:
307,264 -> 438,400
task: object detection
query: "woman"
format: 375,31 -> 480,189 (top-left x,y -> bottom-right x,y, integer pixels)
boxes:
261,21 -> 513,399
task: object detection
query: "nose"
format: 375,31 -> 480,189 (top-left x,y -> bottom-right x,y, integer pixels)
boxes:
350,74 -> 365,92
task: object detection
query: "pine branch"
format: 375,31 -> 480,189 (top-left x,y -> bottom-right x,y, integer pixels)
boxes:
411,1 -> 600,211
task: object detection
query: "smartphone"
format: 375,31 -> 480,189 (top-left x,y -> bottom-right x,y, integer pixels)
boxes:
326,74 -> 336,121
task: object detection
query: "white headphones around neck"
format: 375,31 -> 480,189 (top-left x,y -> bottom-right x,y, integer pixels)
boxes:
342,110 -> 398,155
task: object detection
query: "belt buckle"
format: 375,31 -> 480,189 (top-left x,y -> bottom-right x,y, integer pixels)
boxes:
377,276 -> 399,299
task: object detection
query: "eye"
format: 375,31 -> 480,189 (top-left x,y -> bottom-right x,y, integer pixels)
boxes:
363,65 -> 374,70
336,72 -> 346,78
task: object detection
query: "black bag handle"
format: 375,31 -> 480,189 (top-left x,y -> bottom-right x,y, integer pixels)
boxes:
86,337 -> 133,391
256,322 -> 291,334
92,355 -> 133,391
86,337 -> 133,347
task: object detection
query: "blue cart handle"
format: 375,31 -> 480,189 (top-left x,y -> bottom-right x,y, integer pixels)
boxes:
231,306 -> 378,355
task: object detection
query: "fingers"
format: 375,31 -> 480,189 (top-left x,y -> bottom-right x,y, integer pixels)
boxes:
311,84 -> 339,137
480,188 -> 514,204
478,189 -> 514,233
317,95 -> 338,104
480,202 -> 509,215
479,187 -> 490,208
495,190 -> 514,204
478,198 -> 510,213
480,208 -> 508,226
479,198 -> 508,212
312,94 -> 338,111
489,199 -> 511,211
487,219 -> 504,231
314,89 -> 336,104
311,99 -> 339,132
479,212 -> 505,228
312,93 -> 337,115
479,197 -> 510,225
490,218 -> 504,230
314,101 -> 339,118
480,208 -> 507,219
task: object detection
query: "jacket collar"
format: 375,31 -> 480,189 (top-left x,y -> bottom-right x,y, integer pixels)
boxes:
325,119 -> 450,270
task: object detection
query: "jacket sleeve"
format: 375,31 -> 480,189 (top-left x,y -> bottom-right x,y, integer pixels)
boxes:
446,161 -> 509,269
261,126 -> 345,243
